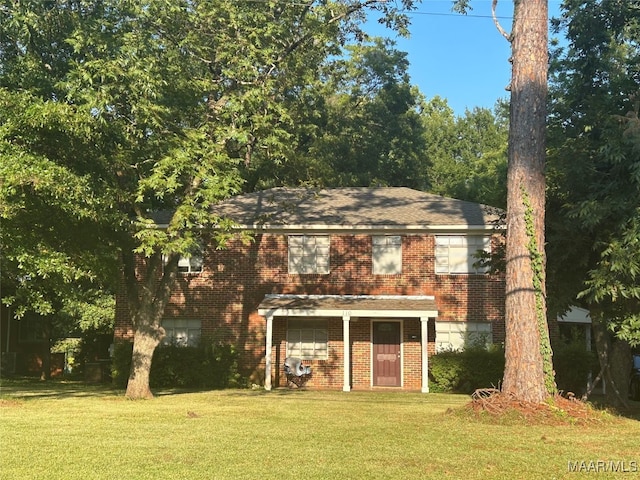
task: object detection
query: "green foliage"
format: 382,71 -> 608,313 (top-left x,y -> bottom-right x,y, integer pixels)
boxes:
521,188 -> 557,395
553,339 -> 599,397
111,339 -> 246,390
547,0 -> 640,344
428,347 -> 505,394
424,99 -> 509,208
245,37 -> 429,191
111,342 -> 134,388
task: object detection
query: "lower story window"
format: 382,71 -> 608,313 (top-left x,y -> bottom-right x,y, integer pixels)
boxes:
286,319 -> 328,360
435,321 -> 492,352
162,319 -> 202,347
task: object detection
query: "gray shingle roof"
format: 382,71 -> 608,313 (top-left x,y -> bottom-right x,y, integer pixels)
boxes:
212,187 -> 502,231
257,294 -> 438,317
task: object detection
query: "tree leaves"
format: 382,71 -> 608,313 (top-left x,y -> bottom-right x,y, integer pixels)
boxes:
547,1 -> 640,343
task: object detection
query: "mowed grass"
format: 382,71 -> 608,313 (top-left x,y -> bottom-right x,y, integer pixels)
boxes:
1,380 -> 639,480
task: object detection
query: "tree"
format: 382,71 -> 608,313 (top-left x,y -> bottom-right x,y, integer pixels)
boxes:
245,37 -> 429,190
546,0 -> 640,406
455,0 -> 555,402
0,91 -> 119,322
426,100 -> 509,208
501,0 -> 556,403
0,0 -> 418,398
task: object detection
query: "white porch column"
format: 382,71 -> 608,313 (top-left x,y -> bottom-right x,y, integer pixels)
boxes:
264,313 -> 274,391
420,317 -> 430,393
343,314 -> 351,392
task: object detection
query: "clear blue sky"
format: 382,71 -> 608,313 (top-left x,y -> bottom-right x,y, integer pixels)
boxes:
366,0 -> 564,116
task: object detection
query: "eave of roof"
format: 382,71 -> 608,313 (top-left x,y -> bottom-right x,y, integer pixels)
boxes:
257,294 -> 439,319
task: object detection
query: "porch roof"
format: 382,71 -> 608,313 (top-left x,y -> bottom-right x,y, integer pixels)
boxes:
257,294 -> 438,319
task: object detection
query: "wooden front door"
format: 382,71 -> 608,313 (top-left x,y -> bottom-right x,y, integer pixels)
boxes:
373,321 -> 401,387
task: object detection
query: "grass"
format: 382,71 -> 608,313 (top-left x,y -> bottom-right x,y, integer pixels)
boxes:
1,379 -> 639,480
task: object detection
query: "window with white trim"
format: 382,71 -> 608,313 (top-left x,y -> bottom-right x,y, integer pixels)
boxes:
163,250 -> 203,274
288,235 -> 330,274
286,319 -> 328,360
435,321 -> 492,352
372,235 -> 402,274
435,235 -> 491,274
177,255 -> 203,274
161,319 -> 202,347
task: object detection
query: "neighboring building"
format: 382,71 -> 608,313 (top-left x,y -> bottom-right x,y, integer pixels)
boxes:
114,187 -> 506,392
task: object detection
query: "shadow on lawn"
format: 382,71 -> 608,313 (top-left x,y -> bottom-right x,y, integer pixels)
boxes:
0,377 -> 123,400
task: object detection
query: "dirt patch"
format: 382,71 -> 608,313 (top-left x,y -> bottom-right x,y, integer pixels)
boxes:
0,398 -> 23,408
458,388 -> 612,426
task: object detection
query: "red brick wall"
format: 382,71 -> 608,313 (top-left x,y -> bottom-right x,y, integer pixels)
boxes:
115,232 -> 506,388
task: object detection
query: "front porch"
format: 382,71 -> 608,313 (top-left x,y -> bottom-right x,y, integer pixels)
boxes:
257,294 -> 438,392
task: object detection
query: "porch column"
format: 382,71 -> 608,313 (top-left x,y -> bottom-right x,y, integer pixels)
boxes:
343,314 -> 351,392
264,313 -> 274,391
420,317 -> 431,393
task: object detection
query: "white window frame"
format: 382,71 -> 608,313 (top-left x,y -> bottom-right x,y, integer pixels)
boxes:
435,321 -> 492,352
162,250 -> 203,274
161,319 -> 202,347
288,235 -> 330,274
286,319 -> 329,360
372,235 -> 402,274
435,235 -> 491,274
177,255 -> 203,274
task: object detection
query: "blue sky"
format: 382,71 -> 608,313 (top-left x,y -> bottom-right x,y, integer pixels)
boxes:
366,0 -> 564,116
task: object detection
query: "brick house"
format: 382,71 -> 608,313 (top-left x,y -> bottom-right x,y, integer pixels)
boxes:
115,187 -> 506,392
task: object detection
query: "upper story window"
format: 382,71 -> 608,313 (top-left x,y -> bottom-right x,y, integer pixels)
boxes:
435,235 -> 491,274
372,235 -> 402,274
177,255 -> 203,274
163,248 -> 203,274
288,235 -> 330,274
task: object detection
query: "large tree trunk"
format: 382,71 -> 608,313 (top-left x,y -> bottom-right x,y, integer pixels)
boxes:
125,322 -> 165,399
122,250 -> 177,399
502,0 -> 555,403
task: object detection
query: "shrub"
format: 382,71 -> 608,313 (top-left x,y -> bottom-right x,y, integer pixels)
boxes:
110,337 -> 248,390
429,346 -> 505,394
111,342 -> 133,388
553,339 -> 598,396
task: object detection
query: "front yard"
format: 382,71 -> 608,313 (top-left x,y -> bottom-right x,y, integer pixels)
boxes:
1,379 -> 638,479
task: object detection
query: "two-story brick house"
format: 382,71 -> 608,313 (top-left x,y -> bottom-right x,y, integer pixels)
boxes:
114,187 -> 506,392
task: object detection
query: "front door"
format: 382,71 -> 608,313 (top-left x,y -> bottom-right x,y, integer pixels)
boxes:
373,321 -> 401,387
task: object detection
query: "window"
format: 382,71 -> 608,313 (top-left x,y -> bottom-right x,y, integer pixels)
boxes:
286,319 -> 328,360
177,255 -> 203,274
435,321 -> 492,352
161,319 -> 202,347
435,235 -> 491,274
163,251 -> 203,274
372,235 -> 402,274
288,235 -> 330,274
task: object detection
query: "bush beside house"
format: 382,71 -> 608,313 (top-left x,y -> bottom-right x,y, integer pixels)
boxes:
429,340 -> 596,395
112,340 -> 247,389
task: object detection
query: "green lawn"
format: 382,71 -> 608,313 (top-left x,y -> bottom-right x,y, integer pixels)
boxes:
1,380 -> 639,480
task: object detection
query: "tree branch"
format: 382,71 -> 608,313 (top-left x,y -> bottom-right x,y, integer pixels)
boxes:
492,0 -> 511,41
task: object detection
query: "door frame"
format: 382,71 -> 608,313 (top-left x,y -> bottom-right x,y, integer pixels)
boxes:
370,319 -> 403,387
